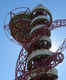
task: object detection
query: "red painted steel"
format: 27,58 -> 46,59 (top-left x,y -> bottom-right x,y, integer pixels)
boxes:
15,47 -> 64,80
3,6 -> 66,80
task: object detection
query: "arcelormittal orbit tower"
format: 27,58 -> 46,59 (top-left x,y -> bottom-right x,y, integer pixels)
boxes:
4,4 -> 66,80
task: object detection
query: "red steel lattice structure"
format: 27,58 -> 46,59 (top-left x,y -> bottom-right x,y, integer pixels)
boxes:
4,4 -> 66,80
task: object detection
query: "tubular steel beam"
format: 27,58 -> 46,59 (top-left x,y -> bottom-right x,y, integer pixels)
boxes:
49,19 -> 66,30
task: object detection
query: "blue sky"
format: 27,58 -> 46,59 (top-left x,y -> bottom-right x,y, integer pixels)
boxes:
0,0 -> 66,80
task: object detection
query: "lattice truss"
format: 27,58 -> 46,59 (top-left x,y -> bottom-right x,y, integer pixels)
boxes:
14,18 -> 66,79
3,6 -> 66,80
15,39 -> 66,79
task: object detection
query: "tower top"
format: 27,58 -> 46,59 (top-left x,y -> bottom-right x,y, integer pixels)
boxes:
35,4 -> 45,9
32,4 -> 46,11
